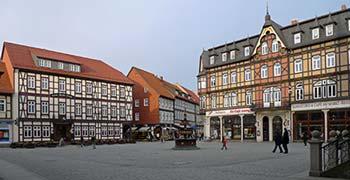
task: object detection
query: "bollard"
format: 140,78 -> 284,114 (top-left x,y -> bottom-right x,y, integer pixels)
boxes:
309,130 -> 323,177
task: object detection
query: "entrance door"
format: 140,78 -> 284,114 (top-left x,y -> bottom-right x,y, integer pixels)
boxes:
263,116 -> 269,141
53,124 -> 72,142
273,116 -> 283,136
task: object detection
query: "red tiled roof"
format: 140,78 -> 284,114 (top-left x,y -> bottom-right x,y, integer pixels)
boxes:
0,62 -> 13,94
2,42 -> 133,85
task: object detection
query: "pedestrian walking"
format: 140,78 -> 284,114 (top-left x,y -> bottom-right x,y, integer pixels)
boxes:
302,131 -> 308,146
272,131 -> 283,153
221,137 -> 228,150
282,128 -> 289,154
80,136 -> 84,148
59,137 -> 64,147
92,136 -> 96,149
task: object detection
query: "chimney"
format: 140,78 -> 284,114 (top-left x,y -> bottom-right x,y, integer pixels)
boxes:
160,76 -> 163,81
341,4 -> 347,11
291,19 -> 298,25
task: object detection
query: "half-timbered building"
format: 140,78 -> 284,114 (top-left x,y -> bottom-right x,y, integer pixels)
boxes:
198,4 -> 350,142
1,42 -> 133,143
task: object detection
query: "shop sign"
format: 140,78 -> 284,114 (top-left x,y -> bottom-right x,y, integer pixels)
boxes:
292,100 -> 350,111
206,108 -> 253,117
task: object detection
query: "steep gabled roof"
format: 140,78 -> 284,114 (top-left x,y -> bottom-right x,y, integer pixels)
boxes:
0,62 -> 13,94
2,42 -> 133,85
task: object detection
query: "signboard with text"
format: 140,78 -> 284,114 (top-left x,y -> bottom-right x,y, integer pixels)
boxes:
291,100 -> 350,111
206,108 -> 253,117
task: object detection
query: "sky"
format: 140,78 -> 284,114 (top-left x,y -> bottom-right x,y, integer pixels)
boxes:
0,0 -> 348,92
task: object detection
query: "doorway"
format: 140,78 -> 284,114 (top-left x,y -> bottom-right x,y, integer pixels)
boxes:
53,123 -> 72,142
273,116 -> 283,136
263,116 -> 269,141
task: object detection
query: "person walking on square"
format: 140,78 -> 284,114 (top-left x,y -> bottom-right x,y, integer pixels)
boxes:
221,136 -> 227,150
80,136 -> 84,148
92,136 -> 96,149
302,131 -> 308,146
272,131 -> 283,153
282,128 -> 289,154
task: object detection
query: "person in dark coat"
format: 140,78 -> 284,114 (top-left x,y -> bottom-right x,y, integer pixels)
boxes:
282,128 -> 289,154
272,131 -> 283,153
302,131 -> 308,146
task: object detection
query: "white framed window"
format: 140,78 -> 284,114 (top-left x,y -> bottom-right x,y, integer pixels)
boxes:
295,83 -> 304,101
313,80 -> 337,99
102,106 -> 108,116
328,84 -> 336,98
262,42 -> 268,55
200,96 -> 206,109
200,77 -> 206,89
0,99 -> 6,112
312,55 -> 321,70
231,92 -> 237,106
312,28 -> 319,40
246,90 -> 252,105
86,83 -> 93,94
41,102 -> 49,114
82,126 -> 88,136
135,112 -> 140,121
222,53 -> 227,62
86,105 -> 93,116
210,76 -> 216,86
102,86 -> 107,96
230,50 -> 235,59
261,65 -> 268,79
294,33 -> 301,44
28,76 -> 35,89
144,98 -> 149,106
74,126 -> 81,136
274,63 -> 281,76
108,126 -> 114,136
120,87 -> 126,97
42,126 -> 50,137
222,73 -> 228,85
294,59 -> 303,73
135,99 -> 140,107
75,104 -> 82,116
58,62 -> 64,70
210,56 -> 215,65
313,86 -> 322,99
263,89 -> 270,108
89,126 -> 95,136
75,82 -> 81,93
41,78 -> 49,89
111,106 -> 117,117
231,72 -> 237,83
111,87 -> 116,97
211,95 -> 216,108
272,39 -> 278,52
223,94 -> 229,108
326,53 -> 336,68
244,47 -> 250,56
33,126 -> 41,137
59,103 -> 66,115
120,106 -> 126,118
273,88 -> 281,107
58,80 -> 65,92
245,69 -> 251,81
326,24 -> 333,36
28,101 -> 35,114
101,126 -> 107,136
24,126 -> 32,138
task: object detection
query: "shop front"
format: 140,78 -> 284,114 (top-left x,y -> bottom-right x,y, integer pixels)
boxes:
0,121 -> 12,144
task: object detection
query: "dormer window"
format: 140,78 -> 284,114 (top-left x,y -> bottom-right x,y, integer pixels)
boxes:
70,64 -> 81,72
262,42 -> 268,55
294,33 -> 301,44
222,53 -> 227,62
58,62 -> 64,70
312,28 -> 319,40
38,59 -> 51,68
209,56 -> 215,65
272,39 -> 278,52
230,50 -> 235,60
244,47 -> 250,56
326,24 -> 333,36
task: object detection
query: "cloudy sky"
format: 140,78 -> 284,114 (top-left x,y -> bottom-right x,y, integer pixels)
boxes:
0,0 -> 347,91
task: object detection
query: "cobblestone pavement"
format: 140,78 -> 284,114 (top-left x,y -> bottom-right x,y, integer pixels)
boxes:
0,141 -> 344,180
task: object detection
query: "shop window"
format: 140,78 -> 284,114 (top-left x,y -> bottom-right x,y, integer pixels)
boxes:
311,112 -> 323,121
296,112 -> 308,121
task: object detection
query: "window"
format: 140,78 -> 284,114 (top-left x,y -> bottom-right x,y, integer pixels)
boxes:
86,105 -> 93,116
144,98 -> 149,106
261,65 -> 268,79
58,80 -> 65,92
41,78 -> 49,89
211,95 -> 216,108
108,127 -> 114,136
135,99 -> 140,107
295,83 -> 304,101
111,87 -> 116,97
89,126 -> 95,136
274,63 -> 281,76
200,96 -> 206,109
222,53 -> 227,62
120,87 -> 126,97
245,69 -> 251,81
262,42 -> 268,55
102,86 -> 107,96
144,87 -> 148,93
273,88 -> 281,107
231,72 -> 237,83
101,127 -> 107,136
312,28 -> 319,40
312,55 -> 321,70
294,33 -> 301,44
58,62 -> 64,70
222,74 -> 228,85
244,47 -> 250,56
59,103 -> 66,115
74,126 -> 81,137
24,126 -> 32,138
75,82 -> 81,93
102,106 -> 108,117
326,53 -> 335,68
135,112 -> 140,121
223,94 -> 229,107
28,76 -> 35,89
210,76 -> 216,86
263,89 -> 270,107
231,92 -> 237,106
82,126 -> 88,136
42,126 -> 50,137
328,84 -> 336,98
28,101 -> 35,114
246,90 -> 252,105
210,56 -> 215,65
33,126 -> 41,137
294,59 -> 303,73
39,59 -> 51,68
86,83 -> 92,94
0,100 -> 6,112
75,104 -> 82,116
230,50 -> 235,59
348,19 -> 350,31
111,106 -> 117,117
313,80 -> 337,99
272,39 -> 278,52
326,24 -> 333,36
41,102 -> 49,114
120,106 -> 126,118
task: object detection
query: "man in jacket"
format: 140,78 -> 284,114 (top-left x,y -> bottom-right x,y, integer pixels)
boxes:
282,128 -> 289,154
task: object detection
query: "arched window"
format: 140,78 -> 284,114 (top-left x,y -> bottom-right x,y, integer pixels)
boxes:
211,95 -> 216,108
274,63 -> 281,76
223,93 -> 230,107
295,83 -> 303,101
262,42 -> 268,55
231,92 -> 237,106
272,39 -> 278,52
261,65 -> 268,78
